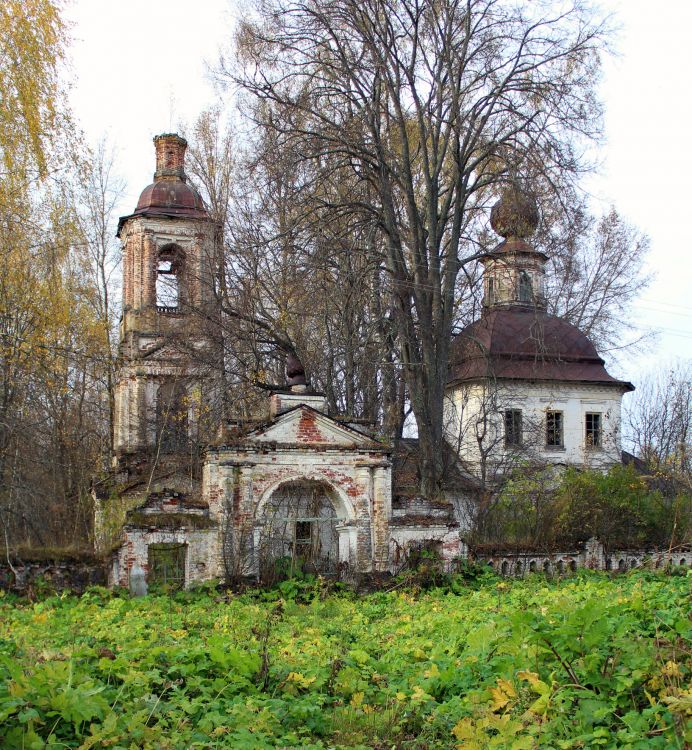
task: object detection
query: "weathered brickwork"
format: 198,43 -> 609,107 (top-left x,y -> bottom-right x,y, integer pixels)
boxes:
104,143 -> 649,594
112,134 -> 217,456
204,405 -> 394,575
112,528 -> 222,588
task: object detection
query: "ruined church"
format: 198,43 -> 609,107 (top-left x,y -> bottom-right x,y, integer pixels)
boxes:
97,134 -> 635,589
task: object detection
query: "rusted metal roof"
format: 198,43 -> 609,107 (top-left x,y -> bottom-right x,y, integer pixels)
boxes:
447,307 -> 634,390
135,179 -> 206,215
117,178 -> 208,235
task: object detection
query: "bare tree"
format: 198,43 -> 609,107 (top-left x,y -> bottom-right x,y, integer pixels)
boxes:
626,361 -> 691,483
74,138 -> 126,453
183,106 -> 408,433
542,205 -> 652,355
223,0 -> 610,496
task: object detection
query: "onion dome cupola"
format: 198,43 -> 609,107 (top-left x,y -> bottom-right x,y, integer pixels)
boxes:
117,134 -> 207,236
482,184 -> 547,310
447,182 -> 633,392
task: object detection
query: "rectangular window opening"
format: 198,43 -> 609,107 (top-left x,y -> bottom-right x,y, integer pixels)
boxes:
294,520 -> 313,558
147,543 -> 186,589
486,277 -> 495,305
585,412 -> 602,448
504,409 -> 523,447
546,410 -> 563,448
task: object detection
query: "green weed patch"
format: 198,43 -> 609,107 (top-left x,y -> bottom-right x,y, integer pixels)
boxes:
0,570 -> 689,748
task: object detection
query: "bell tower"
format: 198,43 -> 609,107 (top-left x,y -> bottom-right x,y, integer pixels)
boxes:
113,134 -> 217,458
481,185 -> 547,310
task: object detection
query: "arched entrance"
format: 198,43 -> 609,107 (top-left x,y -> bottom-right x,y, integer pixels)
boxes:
256,479 -> 346,580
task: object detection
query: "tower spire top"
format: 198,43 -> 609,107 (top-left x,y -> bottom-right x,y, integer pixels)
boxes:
482,182 -> 547,310
153,133 -> 188,181
490,183 -> 539,240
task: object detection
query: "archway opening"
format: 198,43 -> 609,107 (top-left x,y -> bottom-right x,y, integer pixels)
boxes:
257,480 -> 343,582
156,245 -> 184,309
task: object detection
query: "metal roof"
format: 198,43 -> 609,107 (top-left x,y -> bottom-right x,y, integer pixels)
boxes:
447,306 -> 634,391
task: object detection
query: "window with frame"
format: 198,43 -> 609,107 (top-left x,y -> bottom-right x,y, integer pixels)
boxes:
545,410 -> 563,448
294,520 -> 313,558
585,412 -> 602,448
504,409 -> 523,446
518,271 -> 533,302
486,276 -> 496,305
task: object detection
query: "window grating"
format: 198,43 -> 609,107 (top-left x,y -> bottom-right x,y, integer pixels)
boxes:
546,410 -> 563,447
585,412 -> 602,448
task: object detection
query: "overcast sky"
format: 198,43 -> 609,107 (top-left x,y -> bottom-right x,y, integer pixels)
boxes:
64,0 -> 691,384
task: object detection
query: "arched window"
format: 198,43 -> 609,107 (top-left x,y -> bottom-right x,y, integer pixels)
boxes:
156,246 -> 184,309
518,271 -> 532,302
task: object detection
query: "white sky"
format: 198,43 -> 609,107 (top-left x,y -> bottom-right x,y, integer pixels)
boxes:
65,0 -> 691,386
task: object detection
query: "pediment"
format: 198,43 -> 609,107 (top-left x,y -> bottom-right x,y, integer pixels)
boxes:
141,342 -> 187,360
247,406 -> 378,448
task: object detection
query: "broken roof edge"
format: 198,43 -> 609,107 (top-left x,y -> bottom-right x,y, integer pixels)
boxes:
210,403 -> 390,447
116,208 -> 210,237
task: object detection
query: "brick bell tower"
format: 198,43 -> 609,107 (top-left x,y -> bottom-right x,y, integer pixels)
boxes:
113,134 -> 218,459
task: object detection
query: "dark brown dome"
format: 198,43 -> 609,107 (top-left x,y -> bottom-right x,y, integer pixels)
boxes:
116,133 -> 210,236
134,179 -> 207,218
447,307 -> 633,389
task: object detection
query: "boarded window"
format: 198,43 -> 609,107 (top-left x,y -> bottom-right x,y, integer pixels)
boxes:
148,543 -> 186,589
546,410 -> 563,447
585,412 -> 602,448
504,409 -> 523,446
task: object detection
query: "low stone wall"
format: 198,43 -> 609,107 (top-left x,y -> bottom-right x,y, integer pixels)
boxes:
0,558 -> 107,593
389,526 -> 465,572
472,538 -> 691,576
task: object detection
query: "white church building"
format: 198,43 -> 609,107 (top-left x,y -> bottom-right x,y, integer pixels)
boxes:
97,135 -> 634,589
444,186 -> 634,485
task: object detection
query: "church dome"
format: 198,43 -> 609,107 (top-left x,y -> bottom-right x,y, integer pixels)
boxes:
117,133 -> 208,236
447,307 -> 633,389
133,179 -> 207,218
490,185 -> 539,239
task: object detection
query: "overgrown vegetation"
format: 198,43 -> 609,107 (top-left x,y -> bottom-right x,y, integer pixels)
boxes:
479,464 -> 691,551
1,570 -> 690,748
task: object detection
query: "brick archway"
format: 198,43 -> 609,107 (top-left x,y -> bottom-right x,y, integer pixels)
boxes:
256,473 -> 356,523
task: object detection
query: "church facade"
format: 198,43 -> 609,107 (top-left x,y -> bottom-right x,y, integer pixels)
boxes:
444,187 -> 634,489
98,135 -> 632,589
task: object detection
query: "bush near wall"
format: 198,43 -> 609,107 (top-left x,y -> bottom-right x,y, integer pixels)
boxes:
483,464 -> 691,551
0,547 -> 106,593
